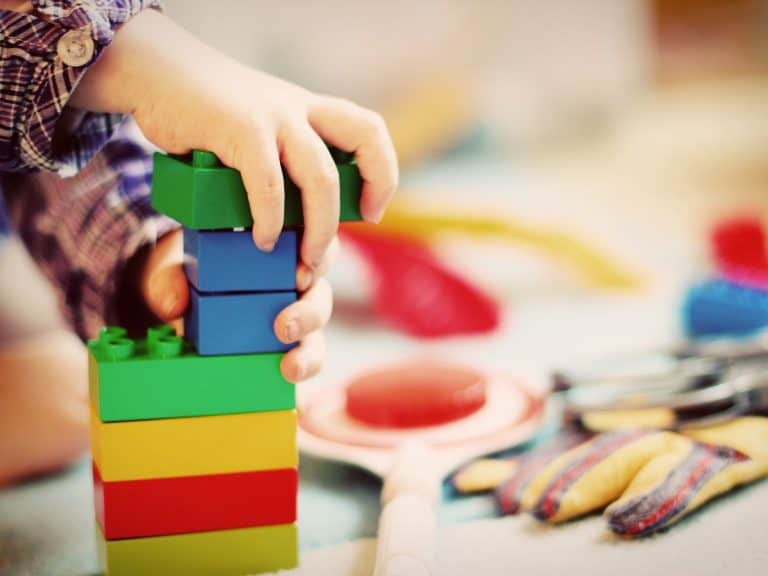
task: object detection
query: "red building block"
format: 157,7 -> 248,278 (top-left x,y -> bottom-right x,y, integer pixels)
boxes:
93,463 -> 297,540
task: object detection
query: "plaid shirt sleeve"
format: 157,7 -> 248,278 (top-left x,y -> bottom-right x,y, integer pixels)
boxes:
0,1 -> 178,339
0,0 -> 160,173
5,119 -> 178,339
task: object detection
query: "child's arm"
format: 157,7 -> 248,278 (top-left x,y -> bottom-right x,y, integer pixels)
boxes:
0,2 -> 177,336
5,120 -> 177,338
70,9 -> 398,268
1,2 -> 396,268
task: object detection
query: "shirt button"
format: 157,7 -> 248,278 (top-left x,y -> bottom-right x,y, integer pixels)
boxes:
57,29 -> 95,67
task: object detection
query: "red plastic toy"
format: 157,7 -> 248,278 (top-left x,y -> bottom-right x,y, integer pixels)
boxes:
340,226 -> 500,339
345,360 -> 488,428
711,216 -> 768,288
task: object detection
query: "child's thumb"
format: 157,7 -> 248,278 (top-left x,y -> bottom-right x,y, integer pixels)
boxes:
140,230 -> 190,322
146,263 -> 189,321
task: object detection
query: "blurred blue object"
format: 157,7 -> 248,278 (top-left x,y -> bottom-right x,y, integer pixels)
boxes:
683,279 -> 768,339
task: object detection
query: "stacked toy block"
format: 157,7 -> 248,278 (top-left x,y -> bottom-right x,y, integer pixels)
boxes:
89,148 -> 362,575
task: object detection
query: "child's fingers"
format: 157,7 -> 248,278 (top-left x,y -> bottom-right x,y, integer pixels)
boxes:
279,121 -> 340,269
307,95 -> 398,223
234,127 -> 285,251
296,235 -> 339,292
140,230 -> 189,321
280,330 -> 326,383
274,277 -> 333,345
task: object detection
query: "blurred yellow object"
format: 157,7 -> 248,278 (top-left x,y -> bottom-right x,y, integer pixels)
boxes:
379,75 -> 476,168
519,431 -> 684,523
501,418 -> 768,536
379,201 -> 642,290
453,458 -> 518,494
580,408 -> 677,432
685,416 -> 768,461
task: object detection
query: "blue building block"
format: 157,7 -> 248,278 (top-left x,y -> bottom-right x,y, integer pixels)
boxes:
184,229 -> 297,293
683,279 -> 768,339
186,287 -> 297,355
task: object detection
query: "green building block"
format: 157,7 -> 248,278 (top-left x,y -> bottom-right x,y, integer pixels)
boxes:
97,522 -> 298,576
151,148 -> 363,230
88,326 -> 294,422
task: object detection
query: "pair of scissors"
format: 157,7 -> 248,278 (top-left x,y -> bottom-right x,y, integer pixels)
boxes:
554,333 -> 768,430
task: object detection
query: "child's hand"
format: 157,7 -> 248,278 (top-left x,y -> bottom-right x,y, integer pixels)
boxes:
71,9 -> 398,270
140,229 -> 335,383
71,10 -> 397,381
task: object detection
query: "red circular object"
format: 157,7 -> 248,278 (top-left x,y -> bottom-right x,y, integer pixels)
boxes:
345,361 -> 488,428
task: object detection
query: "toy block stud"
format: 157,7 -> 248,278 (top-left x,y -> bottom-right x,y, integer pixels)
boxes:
93,326 -> 136,361
99,325 -> 128,340
101,338 -> 135,362
191,150 -> 220,168
145,325 -> 184,358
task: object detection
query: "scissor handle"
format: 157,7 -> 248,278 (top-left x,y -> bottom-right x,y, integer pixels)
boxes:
554,333 -> 768,393
373,442 -> 439,576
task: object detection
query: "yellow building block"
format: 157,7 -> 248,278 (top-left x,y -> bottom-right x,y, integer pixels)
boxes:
90,409 -> 297,481
97,523 -> 298,575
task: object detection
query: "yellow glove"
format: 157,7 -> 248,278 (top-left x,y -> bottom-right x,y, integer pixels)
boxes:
605,418 -> 768,536
454,418 -> 768,537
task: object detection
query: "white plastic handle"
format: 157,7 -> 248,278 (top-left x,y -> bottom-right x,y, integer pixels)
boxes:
373,442 -> 439,576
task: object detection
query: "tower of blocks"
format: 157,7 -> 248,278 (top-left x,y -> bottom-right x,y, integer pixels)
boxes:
88,148 -> 363,575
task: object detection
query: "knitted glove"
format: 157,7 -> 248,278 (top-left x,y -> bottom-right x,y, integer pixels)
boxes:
605,418 -> 768,536
452,418 -> 768,537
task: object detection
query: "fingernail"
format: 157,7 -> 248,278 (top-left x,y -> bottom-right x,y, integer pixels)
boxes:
297,268 -> 313,292
258,240 -> 276,252
292,357 -> 307,381
284,320 -> 299,343
163,295 -> 180,318
364,206 -> 385,224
